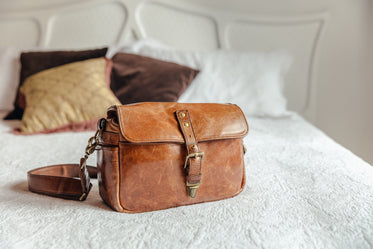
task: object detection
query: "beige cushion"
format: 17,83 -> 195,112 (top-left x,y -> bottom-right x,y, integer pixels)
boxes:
20,58 -> 120,133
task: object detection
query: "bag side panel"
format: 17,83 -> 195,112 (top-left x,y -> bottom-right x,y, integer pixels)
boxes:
97,137 -> 123,212
118,138 -> 245,213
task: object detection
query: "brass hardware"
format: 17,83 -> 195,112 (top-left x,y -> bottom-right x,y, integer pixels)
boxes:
184,152 -> 204,197
85,119 -> 105,156
80,157 -> 87,170
183,122 -> 189,127
180,112 -> 186,117
79,192 -> 87,201
186,181 -> 201,198
78,119 -> 106,200
183,152 -> 204,169
85,136 -> 98,155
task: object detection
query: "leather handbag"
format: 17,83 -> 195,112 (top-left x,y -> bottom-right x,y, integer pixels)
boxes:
28,102 -> 249,213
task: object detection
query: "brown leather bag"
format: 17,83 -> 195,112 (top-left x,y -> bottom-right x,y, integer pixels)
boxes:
28,102 -> 249,213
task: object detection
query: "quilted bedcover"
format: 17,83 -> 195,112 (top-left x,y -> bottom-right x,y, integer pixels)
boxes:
0,112 -> 372,249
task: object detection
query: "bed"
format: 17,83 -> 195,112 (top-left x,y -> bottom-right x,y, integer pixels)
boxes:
1,0 -> 373,248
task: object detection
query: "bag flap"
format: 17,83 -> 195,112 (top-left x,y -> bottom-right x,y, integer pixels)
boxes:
111,102 -> 248,143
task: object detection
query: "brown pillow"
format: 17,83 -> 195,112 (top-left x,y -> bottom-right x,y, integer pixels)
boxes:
4,47 -> 108,120
110,53 -> 199,104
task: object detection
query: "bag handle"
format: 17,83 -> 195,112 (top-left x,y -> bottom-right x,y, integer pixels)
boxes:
27,119 -> 106,201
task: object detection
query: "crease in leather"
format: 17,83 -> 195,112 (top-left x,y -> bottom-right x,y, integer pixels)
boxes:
27,103 -> 249,213
118,165 -> 246,213
97,146 -> 124,212
116,139 -> 245,213
27,164 -> 97,200
175,109 -> 202,186
114,102 -> 248,143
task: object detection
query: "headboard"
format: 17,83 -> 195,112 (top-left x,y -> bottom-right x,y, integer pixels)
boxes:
0,0 -> 328,122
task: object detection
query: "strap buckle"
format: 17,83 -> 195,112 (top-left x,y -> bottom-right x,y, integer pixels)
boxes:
183,152 -> 204,198
183,152 -> 204,169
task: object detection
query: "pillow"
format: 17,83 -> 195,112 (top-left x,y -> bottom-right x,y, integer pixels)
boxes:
179,51 -> 292,117
110,53 -> 199,104
0,48 -> 21,111
121,39 -> 292,117
4,47 -> 108,120
108,39 -> 204,69
19,58 -> 120,134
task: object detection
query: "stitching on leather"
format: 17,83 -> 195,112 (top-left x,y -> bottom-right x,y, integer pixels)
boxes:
116,104 -> 249,143
117,145 -> 125,212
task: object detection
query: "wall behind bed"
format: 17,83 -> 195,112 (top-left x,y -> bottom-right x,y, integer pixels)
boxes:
0,0 -> 372,164
185,0 -> 373,164
365,2 -> 373,165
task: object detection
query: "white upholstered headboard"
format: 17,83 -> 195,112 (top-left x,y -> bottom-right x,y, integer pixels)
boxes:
0,0 -> 328,122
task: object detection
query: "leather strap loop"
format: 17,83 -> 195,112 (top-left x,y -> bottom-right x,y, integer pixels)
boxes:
175,110 -> 203,198
27,164 -> 97,201
27,119 -> 104,201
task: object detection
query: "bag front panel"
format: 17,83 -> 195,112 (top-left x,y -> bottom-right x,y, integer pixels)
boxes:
117,138 -> 245,213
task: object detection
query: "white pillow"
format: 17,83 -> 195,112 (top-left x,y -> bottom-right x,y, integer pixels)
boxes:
0,48 -> 20,111
118,39 -> 292,117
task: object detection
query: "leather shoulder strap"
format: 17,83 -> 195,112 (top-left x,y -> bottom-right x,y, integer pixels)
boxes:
27,163 -> 97,201
27,119 -> 105,201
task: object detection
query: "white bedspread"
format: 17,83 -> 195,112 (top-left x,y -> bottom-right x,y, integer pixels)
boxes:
1,113 -> 373,249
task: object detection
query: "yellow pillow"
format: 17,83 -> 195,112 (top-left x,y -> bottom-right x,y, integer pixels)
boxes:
20,58 -> 120,133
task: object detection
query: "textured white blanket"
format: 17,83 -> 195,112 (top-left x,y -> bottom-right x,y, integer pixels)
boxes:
1,113 -> 373,249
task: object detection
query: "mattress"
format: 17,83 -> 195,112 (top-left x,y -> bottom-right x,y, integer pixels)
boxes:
1,112 -> 373,249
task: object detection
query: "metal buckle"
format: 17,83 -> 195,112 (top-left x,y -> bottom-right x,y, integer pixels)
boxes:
85,119 -> 106,156
183,152 -> 204,169
186,181 -> 201,198
183,152 -> 204,198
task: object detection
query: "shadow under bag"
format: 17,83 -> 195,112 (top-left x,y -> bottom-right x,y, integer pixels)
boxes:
28,102 -> 249,213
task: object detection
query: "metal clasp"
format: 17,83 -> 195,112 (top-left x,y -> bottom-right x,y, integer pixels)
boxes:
183,152 -> 204,198
85,119 -> 106,156
183,152 -> 204,169
186,181 -> 200,198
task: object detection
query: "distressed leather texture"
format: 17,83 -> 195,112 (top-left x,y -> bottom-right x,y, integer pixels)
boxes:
98,102 -> 248,213
27,102 -> 249,213
28,164 -> 97,200
116,102 -> 248,143
175,109 -> 203,197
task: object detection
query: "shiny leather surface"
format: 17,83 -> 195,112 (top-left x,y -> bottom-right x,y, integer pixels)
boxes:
115,102 -> 248,143
117,139 -> 245,212
98,102 -> 248,212
97,147 -> 123,212
175,109 -> 203,193
28,164 -> 97,200
27,102 -> 248,213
